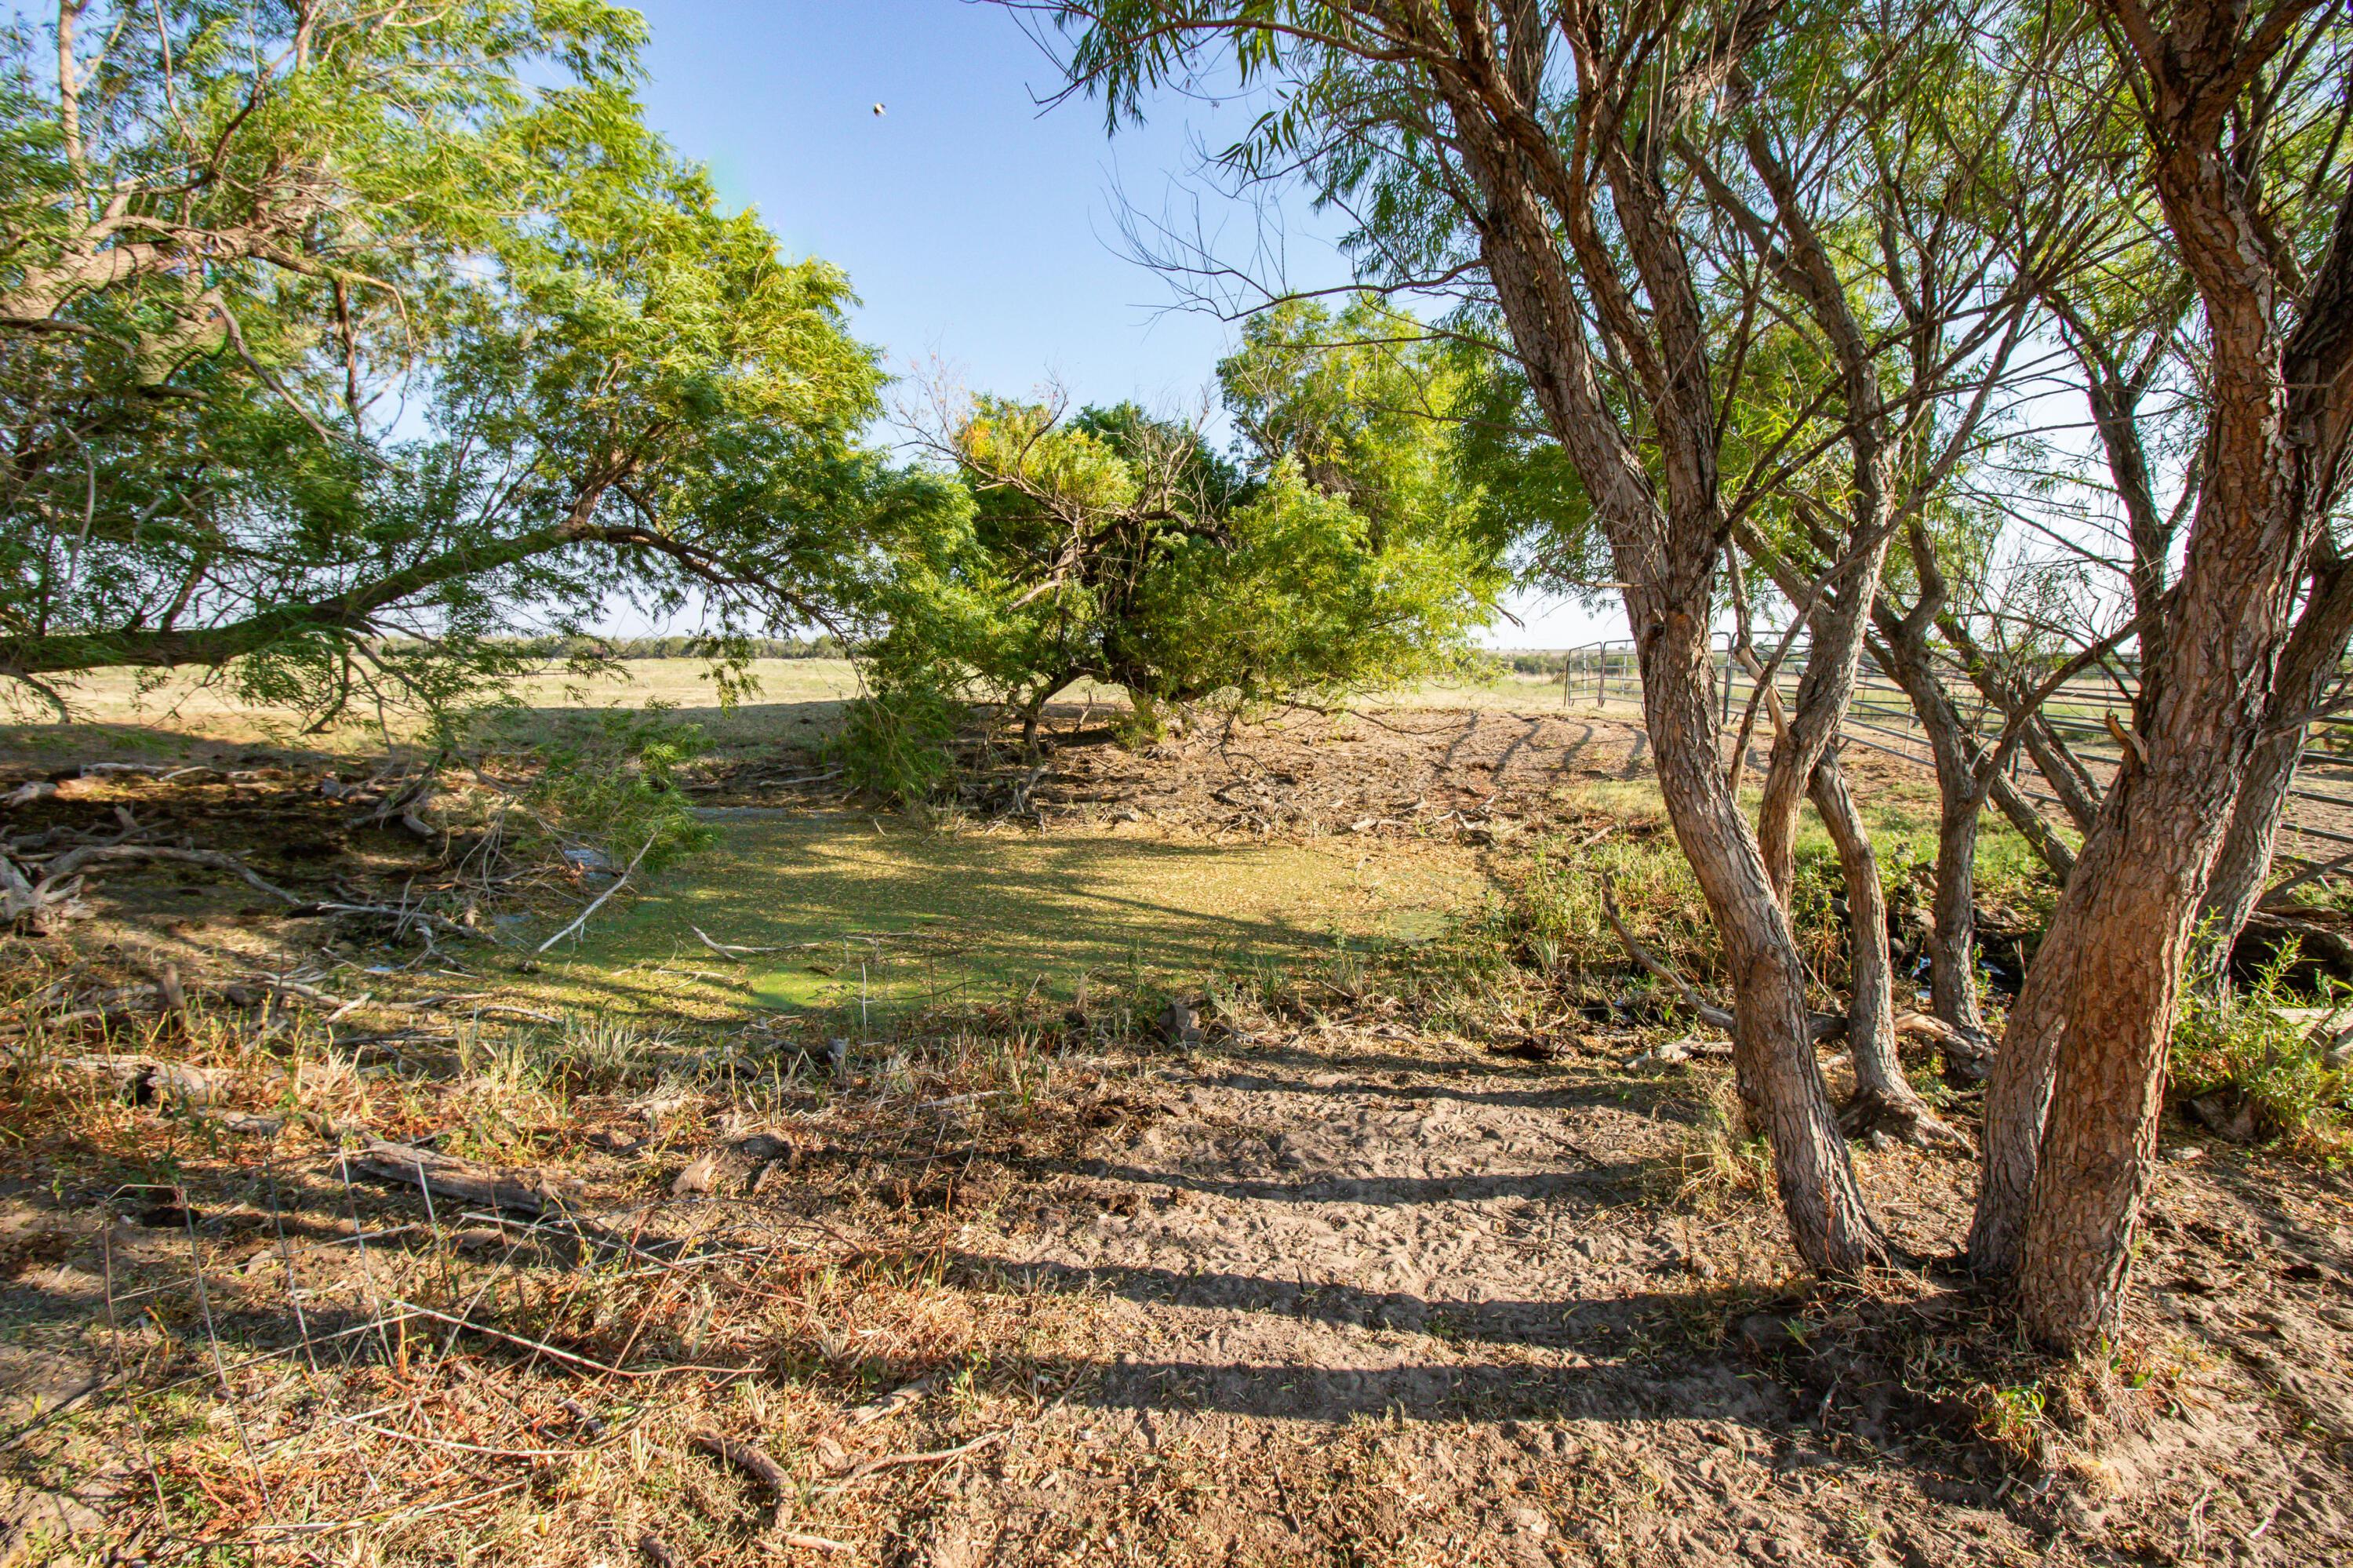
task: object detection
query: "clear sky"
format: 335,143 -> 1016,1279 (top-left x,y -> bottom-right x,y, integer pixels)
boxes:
616,1 -> 1619,647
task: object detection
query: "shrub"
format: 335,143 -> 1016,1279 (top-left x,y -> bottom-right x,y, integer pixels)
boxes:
510,703 -> 715,874
2171,940 -> 2351,1147
829,687 -> 965,805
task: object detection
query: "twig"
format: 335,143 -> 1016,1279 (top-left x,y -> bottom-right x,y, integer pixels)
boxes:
692,1430 -> 791,1530
783,1533 -> 854,1555
826,1428 -> 1010,1490
693,925 -> 785,960
345,1421 -> 603,1459
1598,877 -> 1737,1033
538,830 -> 659,952
387,1301 -> 753,1381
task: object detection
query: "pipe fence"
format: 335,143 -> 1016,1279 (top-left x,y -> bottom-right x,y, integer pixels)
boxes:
1539,635 -> 2353,889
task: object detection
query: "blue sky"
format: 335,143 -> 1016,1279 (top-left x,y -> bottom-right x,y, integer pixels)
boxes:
619,1 -> 1616,646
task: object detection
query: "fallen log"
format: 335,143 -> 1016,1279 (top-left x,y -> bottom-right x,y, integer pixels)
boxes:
347,1138 -> 585,1217
33,844 -> 302,904
51,1054 -> 262,1107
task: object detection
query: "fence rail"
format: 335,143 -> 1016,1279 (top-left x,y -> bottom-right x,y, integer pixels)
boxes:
1540,635 -> 2353,887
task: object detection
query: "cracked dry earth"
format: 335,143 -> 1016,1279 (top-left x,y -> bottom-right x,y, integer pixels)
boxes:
904,1023 -> 2353,1566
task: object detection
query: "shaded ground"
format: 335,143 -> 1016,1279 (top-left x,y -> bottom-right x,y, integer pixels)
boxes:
5,988 -> 2351,1565
534,815 -> 1478,1019
3,686 -> 2350,1565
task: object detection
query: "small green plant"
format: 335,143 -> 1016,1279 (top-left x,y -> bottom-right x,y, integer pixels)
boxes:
509,702 -> 717,873
1973,1381 -> 2049,1463
829,686 -> 964,804
539,1014 -> 667,1093
2172,940 -> 2351,1148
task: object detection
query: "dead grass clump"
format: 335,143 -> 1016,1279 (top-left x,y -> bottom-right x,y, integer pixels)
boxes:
1653,1068 -> 1773,1216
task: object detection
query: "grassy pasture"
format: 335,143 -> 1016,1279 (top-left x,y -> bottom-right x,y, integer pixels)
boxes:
0,657 -> 871,762
518,812 -> 1480,1024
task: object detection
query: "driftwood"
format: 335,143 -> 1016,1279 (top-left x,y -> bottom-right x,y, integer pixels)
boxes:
536,829 -> 658,952
52,1054 -> 264,1107
691,926 -> 785,960
284,900 -> 480,942
3,842 -> 303,932
2,974 -> 369,1039
35,843 -> 301,903
363,772 -> 442,842
347,1138 -> 585,1217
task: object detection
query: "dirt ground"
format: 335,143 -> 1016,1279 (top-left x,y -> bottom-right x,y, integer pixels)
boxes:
2,697 -> 2350,1565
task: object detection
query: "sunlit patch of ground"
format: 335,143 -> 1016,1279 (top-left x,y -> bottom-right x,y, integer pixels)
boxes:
517,814 -> 1485,1024
0,657 -> 871,763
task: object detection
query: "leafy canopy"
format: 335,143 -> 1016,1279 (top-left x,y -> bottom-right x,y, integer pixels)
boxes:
851,297 -> 1508,790
0,0 -> 944,720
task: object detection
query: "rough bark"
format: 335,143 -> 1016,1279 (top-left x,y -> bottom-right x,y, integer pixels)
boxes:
1636,605 -> 1887,1271
2197,546 -> 2353,979
1421,2 -> 1886,1275
1872,623 -> 1998,1050
1986,0 -> 2353,1349
1809,751 -> 1955,1141
1990,768 -> 2078,882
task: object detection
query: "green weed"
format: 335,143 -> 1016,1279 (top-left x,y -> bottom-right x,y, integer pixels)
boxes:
2172,940 -> 2351,1148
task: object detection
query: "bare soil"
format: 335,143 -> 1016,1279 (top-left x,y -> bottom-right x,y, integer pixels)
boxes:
3,704 -> 2351,1565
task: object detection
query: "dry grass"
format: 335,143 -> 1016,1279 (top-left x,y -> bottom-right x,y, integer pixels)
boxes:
6,683 -> 2349,1567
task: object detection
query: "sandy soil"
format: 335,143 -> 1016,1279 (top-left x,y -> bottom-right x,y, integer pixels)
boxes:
4,702 -> 2351,1565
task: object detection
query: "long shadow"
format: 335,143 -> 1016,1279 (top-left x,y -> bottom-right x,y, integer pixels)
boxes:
1434,710 -> 1487,776
958,1253 -> 1689,1348
945,1250 -> 2007,1483
1021,1157 -> 1637,1207
1617,724 -> 1653,779
1194,1066 -> 1690,1118
1485,713 -> 1549,785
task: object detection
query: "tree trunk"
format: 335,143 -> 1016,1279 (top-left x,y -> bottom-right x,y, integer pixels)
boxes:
2196,551 -> 2353,982
1991,0 -> 2353,1342
1810,751 -> 1954,1142
1966,882 -> 2081,1276
1637,609 -> 1890,1274
1874,624 -> 1997,1051
2020,717 -> 2104,835
1927,791 -> 1989,1050
1990,769 -> 2078,882
1439,21 -> 1886,1279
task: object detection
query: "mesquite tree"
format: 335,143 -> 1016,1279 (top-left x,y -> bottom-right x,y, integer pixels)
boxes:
867,344 -> 1502,765
1969,0 -> 2353,1347
1046,0 -> 1945,1272
0,1 -> 930,720
1032,0 -> 2353,1344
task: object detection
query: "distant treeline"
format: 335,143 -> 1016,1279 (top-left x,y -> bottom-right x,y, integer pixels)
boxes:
498,635 -> 849,661
1459,649 -> 1575,677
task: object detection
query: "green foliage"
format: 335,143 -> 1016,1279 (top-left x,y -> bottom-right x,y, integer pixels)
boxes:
861,296 -> 1507,788
2172,944 -> 2352,1148
829,686 -> 965,806
504,703 -> 715,874
0,1 -> 944,725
